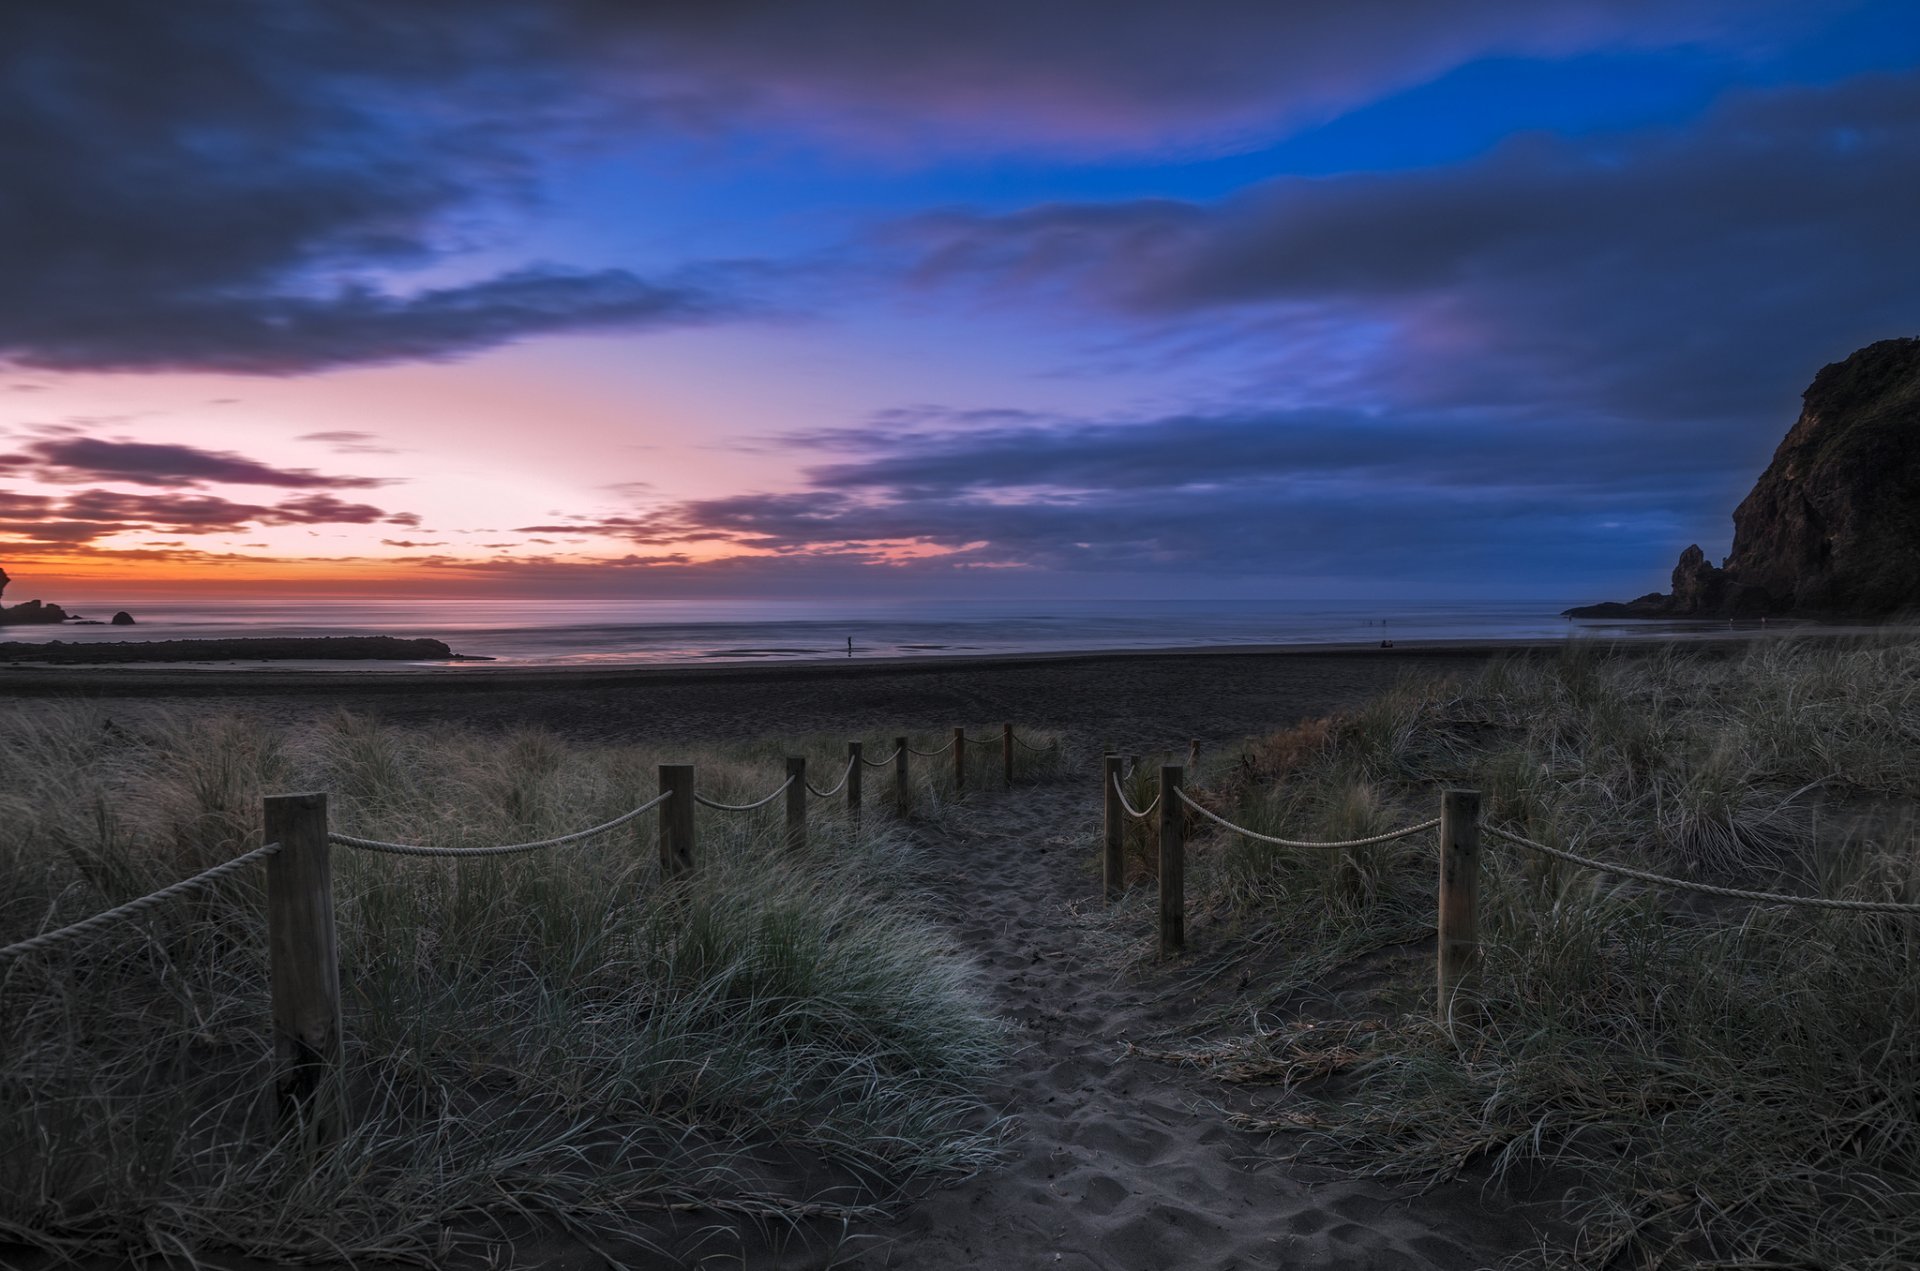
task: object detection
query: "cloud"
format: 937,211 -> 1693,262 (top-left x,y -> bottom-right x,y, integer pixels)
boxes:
0,437 -> 389,488
298,430 -> 401,455
0,484 -> 419,547
896,73 -> 1920,445
381,539 -> 447,547
0,5 -> 766,375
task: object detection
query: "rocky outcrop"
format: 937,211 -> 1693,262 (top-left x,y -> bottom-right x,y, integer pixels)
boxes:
0,569 -> 72,624
1567,337 -> 1920,619
0,636 -> 479,664
110,611 -> 135,625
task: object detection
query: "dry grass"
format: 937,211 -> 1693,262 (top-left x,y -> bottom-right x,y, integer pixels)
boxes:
1159,636 -> 1920,1269
0,709 -> 1061,1265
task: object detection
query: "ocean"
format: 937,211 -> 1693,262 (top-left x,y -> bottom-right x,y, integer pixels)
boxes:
2,597 -> 1774,668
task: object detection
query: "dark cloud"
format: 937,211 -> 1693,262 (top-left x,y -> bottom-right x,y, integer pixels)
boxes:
0,4 -> 761,374
0,437 -> 388,488
0,484 -> 419,548
381,539 -> 447,548
522,404 -> 1708,591
898,74 -> 1920,464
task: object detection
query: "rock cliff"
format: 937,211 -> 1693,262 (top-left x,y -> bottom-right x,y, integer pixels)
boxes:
1567,337 -> 1920,619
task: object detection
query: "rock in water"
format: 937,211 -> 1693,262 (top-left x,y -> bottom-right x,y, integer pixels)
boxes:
110,611 -> 135,625
1567,337 -> 1920,618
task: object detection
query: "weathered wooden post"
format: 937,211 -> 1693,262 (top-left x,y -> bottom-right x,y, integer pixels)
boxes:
658,764 -> 695,877
894,735 -> 911,818
1187,738 -> 1200,771
846,740 -> 863,828
1158,765 -> 1185,956
1437,788 -> 1482,1022
1102,753 -> 1125,900
786,756 -> 808,851
953,727 -> 966,795
263,792 -> 344,1147
1002,723 -> 1014,788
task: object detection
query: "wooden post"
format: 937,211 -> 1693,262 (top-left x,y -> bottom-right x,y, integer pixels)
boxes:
658,764 -> 694,878
1158,765 -> 1185,957
1437,788 -> 1482,1021
786,756 -> 808,851
263,792 -> 343,1146
1002,723 -> 1014,788
1187,738 -> 1200,771
894,736 -> 911,818
1102,754 -> 1125,900
953,727 -> 966,795
846,740 -> 863,829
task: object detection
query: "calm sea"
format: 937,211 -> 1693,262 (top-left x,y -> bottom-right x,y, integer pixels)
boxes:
2,598 -> 1772,668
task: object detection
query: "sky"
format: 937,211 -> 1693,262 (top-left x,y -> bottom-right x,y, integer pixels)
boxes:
3,1 -> 1919,604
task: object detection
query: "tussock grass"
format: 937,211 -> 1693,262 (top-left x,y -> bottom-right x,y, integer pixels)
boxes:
0,711 -> 1059,1264
1165,637 -> 1920,1269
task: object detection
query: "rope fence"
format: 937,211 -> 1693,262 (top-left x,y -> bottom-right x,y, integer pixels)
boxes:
331,793 -> 674,857
0,840 -> 283,965
1107,760 -> 1920,1020
805,756 -> 856,799
693,778 -> 793,813
1,722 -> 1059,1145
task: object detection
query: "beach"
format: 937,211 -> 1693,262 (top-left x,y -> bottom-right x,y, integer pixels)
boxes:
0,638 -> 1731,747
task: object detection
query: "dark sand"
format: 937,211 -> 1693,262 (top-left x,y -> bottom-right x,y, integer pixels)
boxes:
0,640 -> 1625,747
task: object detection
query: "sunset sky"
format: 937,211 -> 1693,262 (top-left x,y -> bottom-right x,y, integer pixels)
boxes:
4,1 -> 1919,603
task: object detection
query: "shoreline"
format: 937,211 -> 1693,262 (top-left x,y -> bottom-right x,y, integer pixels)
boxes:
0,629 -> 1818,697
0,632 -> 1823,751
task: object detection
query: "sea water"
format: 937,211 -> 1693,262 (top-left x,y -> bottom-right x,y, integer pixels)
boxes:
1,597 -> 1774,667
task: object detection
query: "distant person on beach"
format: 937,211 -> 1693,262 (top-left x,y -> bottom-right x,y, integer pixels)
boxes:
847,636 -> 854,657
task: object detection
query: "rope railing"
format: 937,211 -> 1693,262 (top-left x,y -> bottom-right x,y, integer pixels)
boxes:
1482,824 -> 1920,912
331,791 -> 674,857
692,777 -> 796,813
1013,734 -> 1059,752
0,841 -> 284,965
861,747 -> 903,767
805,756 -> 857,799
1112,773 -> 1160,820
1173,788 -> 1439,850
905,737 -> 957,757
964,733 -> 1001,748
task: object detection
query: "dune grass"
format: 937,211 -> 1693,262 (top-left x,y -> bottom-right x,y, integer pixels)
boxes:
0,709 -> 1059,1265
1158,637 -> 1920,1269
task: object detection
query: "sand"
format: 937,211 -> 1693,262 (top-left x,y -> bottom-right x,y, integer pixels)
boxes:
835,777 -> 1544,1270
0,641 -> 1581,747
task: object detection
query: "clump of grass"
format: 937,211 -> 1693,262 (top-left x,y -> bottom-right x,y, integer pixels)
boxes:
1157,637 -> 1920,1269
0,710 -> 1058,1264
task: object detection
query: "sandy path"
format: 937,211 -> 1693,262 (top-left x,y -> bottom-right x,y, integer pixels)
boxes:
851,775 -> 1537,1271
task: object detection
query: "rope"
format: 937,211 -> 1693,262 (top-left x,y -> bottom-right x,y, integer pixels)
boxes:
965,734 -> 1001,748
1482,825 -> 1920,912
1174,788 -> 1439,849
332,791 -> 673,857
905,737 -> 957,757
0,841 -> 283,965
1112,774 -> 1161,821
693,777 -> 796,813
806,757 -> 857,799
1013,734 -> 1058,753
860,747 -> 903,767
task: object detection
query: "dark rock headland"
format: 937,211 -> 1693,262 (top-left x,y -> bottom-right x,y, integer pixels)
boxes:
0,567 -> 74,624
0,636 -> 477,664
1567,337 -> 1920,619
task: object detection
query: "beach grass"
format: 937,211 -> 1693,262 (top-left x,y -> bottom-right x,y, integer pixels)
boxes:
0,710 -> 1058,1264
1158,636 -> 1920,1269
